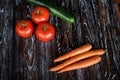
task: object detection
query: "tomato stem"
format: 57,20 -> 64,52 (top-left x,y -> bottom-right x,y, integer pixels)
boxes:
42,27 -> 47,31
21,23 -> 26,28
36,10 -> 41,15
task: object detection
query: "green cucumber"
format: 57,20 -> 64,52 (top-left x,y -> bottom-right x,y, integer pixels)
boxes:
26,0 -> 75,23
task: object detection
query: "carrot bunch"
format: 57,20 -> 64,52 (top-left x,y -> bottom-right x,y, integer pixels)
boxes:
50,44 -> 105,73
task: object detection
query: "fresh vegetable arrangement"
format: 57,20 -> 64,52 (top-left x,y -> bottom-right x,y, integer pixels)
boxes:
15,6 -> 55,42
16,0 -> 75,41
50,44 -> 105,73
26,0 -> 75,23
15,1 -> 106,74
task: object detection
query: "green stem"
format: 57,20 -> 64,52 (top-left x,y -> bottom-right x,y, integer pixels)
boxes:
36,10 -> 41,15
26,0 -> 74,23
42,27 -> 47,31
21,23 -> 26,28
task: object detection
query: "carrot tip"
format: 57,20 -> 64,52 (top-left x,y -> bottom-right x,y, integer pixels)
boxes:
100,49 -> 106,55
54,60 -> 58,62
49,68 -> 54,72
57,70 -> 63,73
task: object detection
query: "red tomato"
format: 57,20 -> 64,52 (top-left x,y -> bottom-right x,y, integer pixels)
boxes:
35,23 -> 55,42
15,20 -> 34,38
31,6 -> 50,24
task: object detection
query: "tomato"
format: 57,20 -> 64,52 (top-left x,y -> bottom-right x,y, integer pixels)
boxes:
35,23 -> 55,42
31,6 -> 50,24
15,20 -> 34,38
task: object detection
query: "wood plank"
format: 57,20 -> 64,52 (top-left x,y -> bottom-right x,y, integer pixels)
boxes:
0,0 -> 120,80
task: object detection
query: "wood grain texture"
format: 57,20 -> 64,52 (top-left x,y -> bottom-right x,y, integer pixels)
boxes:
0,0 -> 120,80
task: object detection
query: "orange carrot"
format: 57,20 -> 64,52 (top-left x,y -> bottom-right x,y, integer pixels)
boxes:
54,44 -> 92,62
58,56 -> 101,73
50,49 -> 105,71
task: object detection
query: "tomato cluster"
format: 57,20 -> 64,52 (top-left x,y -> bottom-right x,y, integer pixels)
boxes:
15,6 -> 55,42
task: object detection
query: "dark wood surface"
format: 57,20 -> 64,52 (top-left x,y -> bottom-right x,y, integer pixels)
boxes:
0,0 -> 120,80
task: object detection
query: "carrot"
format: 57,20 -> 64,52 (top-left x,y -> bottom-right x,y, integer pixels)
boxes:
54,44 -> 92,62
50,49 -> 105,71
57,56 -> 101,73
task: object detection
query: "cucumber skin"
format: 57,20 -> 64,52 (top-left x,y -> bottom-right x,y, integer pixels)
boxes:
26,0 -> 75,23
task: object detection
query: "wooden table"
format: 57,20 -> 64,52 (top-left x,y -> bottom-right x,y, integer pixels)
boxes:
0,0 -> 120,80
